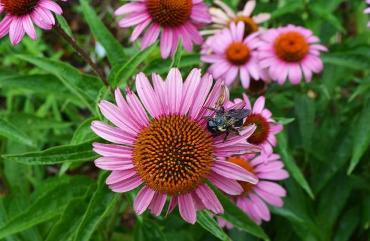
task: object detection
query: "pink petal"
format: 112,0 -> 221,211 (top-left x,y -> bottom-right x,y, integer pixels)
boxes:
106,169 -> 137,185
195,184 -> 224,214
149,192 -> 167,216
178,194 -> 197,224
134,186 -> 156,215
212,160 -> 258,184
109,175 -> 142,193
208,172 -> 243,195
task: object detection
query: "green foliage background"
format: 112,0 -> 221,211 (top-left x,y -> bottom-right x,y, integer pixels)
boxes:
0,0 -> 369,240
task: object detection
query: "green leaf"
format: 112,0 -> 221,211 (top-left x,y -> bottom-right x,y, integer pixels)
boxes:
0,74 -> 75,99
272,0 -> 304,18
134,219 -> 167,241
214,189 -> 269,241
310,4 -> 345,32
277,133 -> 314,199
0,113 -> 71,130
72,173 -> 119,241
0,119 -> 34,147
56,15 -> 73,36
144,54 -> 200,75
317,172 -> 353,237
348,104 -> 370,174
16,55 -> 102,112
322,55 -> 370,70
0,176 -> 92,239
2,140 -> 98,165
275,117 -> 295,125
110,44 -> 157,88
333,207 -> 359,241
45,188 -> 93,241
80,0 -> 125,65
197,211 -> 232,241
71,117 -> 96,144
294,95 -> 315,152
170,43 -> 183,69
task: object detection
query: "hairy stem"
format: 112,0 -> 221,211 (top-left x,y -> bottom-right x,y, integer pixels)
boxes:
54,24 -> 111,90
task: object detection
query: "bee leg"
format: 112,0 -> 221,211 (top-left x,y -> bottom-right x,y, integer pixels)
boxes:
223,131 -> 230,142
230,127 -> 241,135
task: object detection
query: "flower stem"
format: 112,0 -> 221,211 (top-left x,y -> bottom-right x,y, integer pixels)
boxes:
54,24 -> 111,90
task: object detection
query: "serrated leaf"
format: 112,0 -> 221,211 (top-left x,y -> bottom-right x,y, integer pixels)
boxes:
72,172 -> 119,241
80,0 -> 125,65
277,133 -> 314,199
0,176 -> 92,239
0,119 -> 35,147
214,189 -> 269,241
348,104 -> 370,174
197,211 -> 232,241
110,44 -> 157,88
2,140 -> 98,165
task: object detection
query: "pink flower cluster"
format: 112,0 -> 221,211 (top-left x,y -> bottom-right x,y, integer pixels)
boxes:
0,0 -> 66,45
202,20 -> 327,87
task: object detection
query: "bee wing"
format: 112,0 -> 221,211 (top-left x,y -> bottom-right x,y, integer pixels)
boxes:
216,84 -> 227,108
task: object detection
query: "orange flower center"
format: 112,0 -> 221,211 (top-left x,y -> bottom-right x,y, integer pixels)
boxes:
244,114 -> 270,145
229,16 -> 259,36
2,0 -> 39,16
146,0 -> 193,27
273,31 -> 309,62
226,42 -> 250,65
228,156 -> 256,194
133,115 -> 214,195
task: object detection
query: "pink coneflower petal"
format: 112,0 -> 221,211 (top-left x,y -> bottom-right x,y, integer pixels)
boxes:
149,192 -> 167,216
179,68 -> 201,115
249,193 -> 270,221
202,22 -> 265,89
178,194 -> 196,224
92,143 -> 132,158
115,0 -> 210,58
94,157 -> 134,171
136,73 -> 162,118
110,175 -> 143,192
212,160 -> 258,184
141,24 -> 161,49
208,173 -> 244,195
39,0 -> 62,14
218,152 -> 289,227
91,121 -> 136,145
242,0 -> 256,16
259,25 -> 327,84
209,0 -> 270,37
195,184 -> 224,214
134,187 -> 156,214
254,188 -> 284,207
166,68 -> 183,114
0,0 -> 63,43
106,170 -> 137,185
